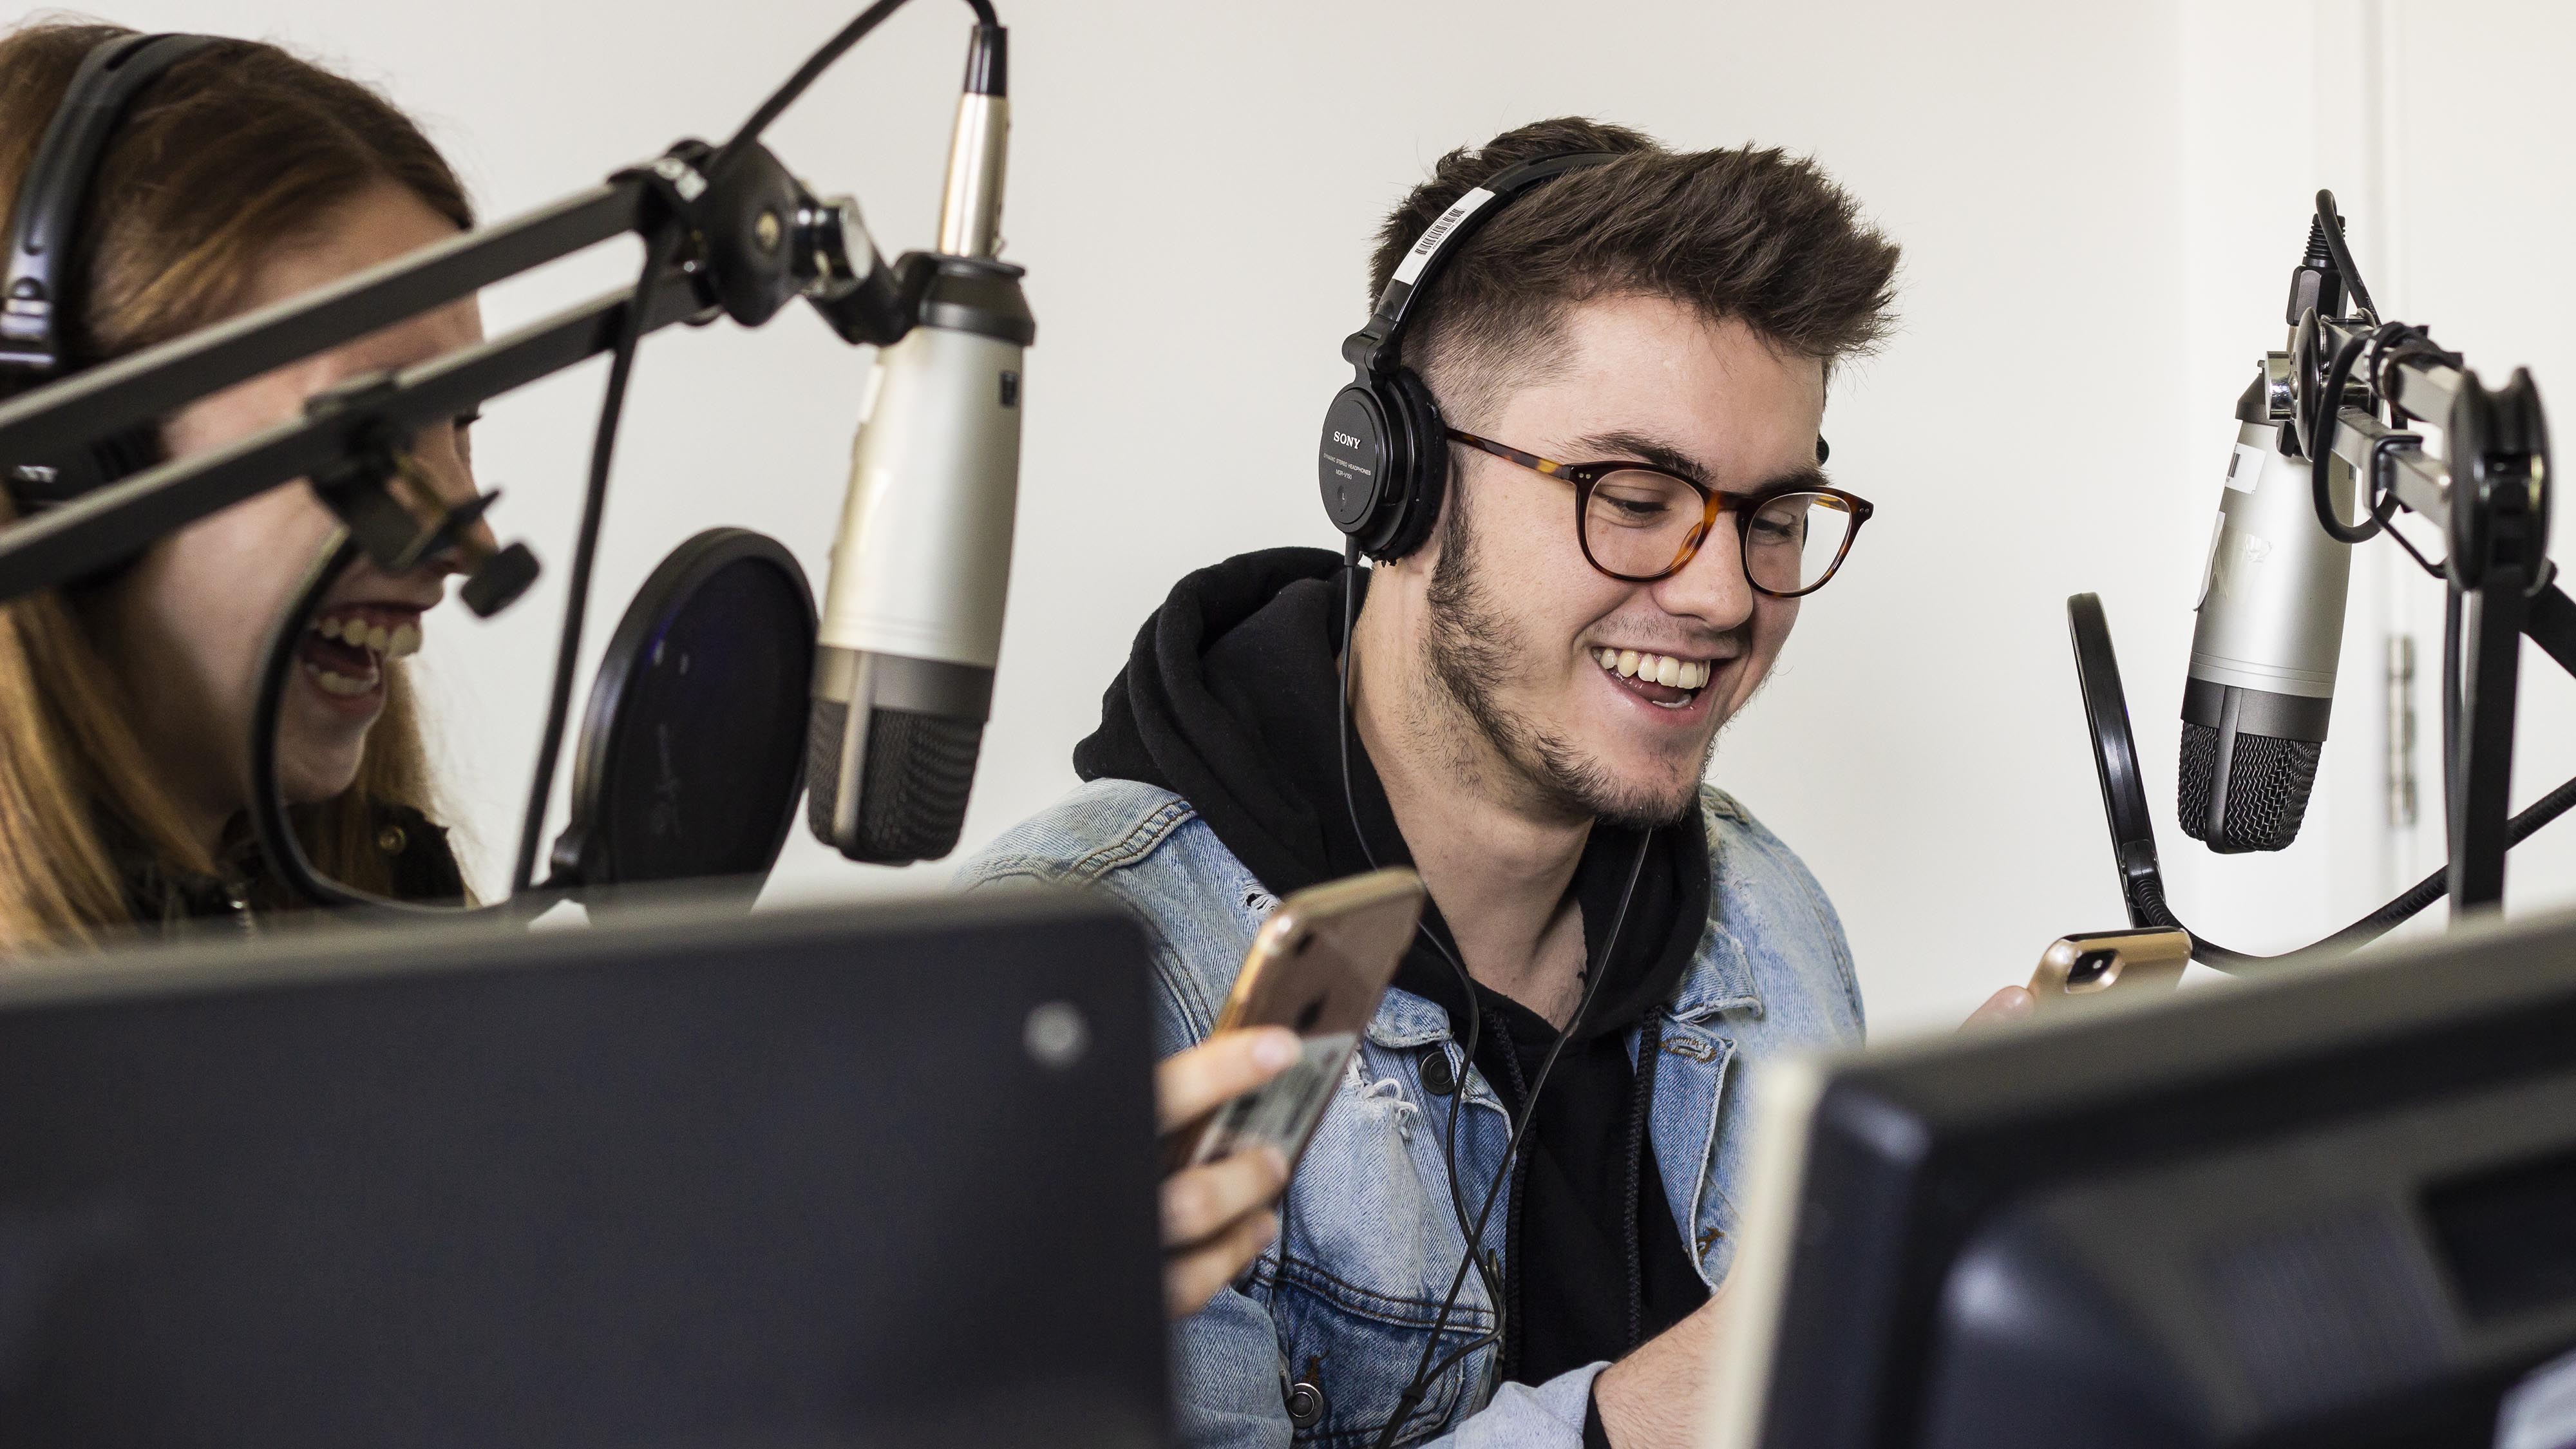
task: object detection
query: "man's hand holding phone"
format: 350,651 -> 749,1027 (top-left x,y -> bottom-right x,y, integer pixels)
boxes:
1157,1028 -> 1298,1319
1153,869 -> 1425,1319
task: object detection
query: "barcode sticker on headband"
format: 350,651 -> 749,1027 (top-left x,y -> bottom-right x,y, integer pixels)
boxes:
1392,189 -> 1498,287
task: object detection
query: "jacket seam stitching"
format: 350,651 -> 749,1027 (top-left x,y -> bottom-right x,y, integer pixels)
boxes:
1678,1034 -> 1734,1287
1256,1255 -> 1499,1330
1057,795 -> 1199,883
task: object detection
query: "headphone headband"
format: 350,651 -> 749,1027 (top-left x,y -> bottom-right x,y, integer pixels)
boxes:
3,32 -> 214,511
1340,150 -> 1618,379
2,33 -> 216,375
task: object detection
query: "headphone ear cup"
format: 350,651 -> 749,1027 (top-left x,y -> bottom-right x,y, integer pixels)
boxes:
1320,381 -> 1401,547
1372,370 -> 1448,560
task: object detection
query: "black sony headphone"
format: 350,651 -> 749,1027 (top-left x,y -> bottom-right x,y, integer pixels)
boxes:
1318,151 -> 1615,560
1,32 -> 216,508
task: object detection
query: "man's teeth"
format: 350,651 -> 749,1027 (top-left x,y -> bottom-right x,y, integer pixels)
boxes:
310,614 -> 422,658
1595,648 -> 1710,690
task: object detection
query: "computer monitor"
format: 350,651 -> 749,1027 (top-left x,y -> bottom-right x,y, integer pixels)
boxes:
0,892 -> 1166,1449
1715,906 -> 2576,1449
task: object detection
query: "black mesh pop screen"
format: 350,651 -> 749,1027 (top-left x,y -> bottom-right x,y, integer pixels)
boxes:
558,529 -> 815,895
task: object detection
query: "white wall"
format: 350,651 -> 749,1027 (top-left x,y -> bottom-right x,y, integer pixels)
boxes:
73,0 -> 2572,1034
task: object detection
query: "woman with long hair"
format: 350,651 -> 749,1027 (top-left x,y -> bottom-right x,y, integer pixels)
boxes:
0,22 -> 484,947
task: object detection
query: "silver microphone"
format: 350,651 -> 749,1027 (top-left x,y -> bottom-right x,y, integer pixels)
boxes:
807,22 -> 1030,864
2178,357 -> 2354,852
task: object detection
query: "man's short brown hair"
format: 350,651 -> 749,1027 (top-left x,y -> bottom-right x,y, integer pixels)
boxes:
1369,118 -> 1901,424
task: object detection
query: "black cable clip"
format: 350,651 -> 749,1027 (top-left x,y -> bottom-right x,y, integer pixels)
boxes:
2365,430 -> 2449,581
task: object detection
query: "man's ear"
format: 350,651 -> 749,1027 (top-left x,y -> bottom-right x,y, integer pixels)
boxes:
1379,515 -> 1441,580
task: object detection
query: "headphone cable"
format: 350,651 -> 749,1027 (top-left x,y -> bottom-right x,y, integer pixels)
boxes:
1367,829 -> 1652,1449
1340,547 -> 1655,1446
1338,543 -> 1503,1319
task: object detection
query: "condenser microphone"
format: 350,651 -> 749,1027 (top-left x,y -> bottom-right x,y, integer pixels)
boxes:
806,21 -> 1032,865
2177,370 -> 2354,852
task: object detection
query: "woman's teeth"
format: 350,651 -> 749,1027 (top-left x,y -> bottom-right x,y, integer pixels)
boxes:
312,668 -> 375,697
311,613 -> 421,658
300,610 -> 422,702
1595,648 -> 1710,691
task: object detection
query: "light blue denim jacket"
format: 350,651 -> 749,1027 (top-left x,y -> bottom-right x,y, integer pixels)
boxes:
958,777 -> 1864,1448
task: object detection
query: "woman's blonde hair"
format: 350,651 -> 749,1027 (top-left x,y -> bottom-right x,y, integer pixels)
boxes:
0,22 -> 475,949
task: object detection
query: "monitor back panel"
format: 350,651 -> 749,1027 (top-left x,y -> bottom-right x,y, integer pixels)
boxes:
0,896 -> 1164,1449
1742,904 -> 2576,1449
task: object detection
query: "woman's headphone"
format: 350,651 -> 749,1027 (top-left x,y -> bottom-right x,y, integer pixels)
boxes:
0,32 -> 215,507
1316,151 -> 1615,561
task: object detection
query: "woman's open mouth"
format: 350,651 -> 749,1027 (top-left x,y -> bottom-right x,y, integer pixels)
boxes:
295,605 -> 422,706
1593,647 -> 1712,710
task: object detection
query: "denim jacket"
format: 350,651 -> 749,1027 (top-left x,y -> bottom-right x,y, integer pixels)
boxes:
957,778 -> 1864,1448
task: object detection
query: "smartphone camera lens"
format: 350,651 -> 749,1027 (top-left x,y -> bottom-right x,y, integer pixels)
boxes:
2067,949 -> 2119,989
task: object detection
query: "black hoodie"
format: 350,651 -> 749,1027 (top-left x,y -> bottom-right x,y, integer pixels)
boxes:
1076,547 -> 1712,1406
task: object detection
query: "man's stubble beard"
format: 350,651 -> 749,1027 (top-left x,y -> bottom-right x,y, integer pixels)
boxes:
1419,484 -> 1719,829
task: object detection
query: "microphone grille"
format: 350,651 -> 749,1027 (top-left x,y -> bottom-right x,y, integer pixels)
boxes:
806,696 -> 851,842
2179,721 -> 2322,853
856,708 -> 982,861
808,697 -> 984,865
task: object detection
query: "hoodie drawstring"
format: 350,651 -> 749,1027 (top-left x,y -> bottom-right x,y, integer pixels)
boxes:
1623,1015 -> 1666,1353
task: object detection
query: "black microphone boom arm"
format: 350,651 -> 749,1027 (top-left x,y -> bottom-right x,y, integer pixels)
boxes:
0,182 -> 644,492
0,139 -> 912,605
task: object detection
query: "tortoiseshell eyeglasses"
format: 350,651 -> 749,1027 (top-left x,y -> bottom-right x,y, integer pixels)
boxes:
1446,428 -> 1873,597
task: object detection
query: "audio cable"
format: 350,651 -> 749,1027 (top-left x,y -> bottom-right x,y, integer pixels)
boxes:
1338,540 -> 1655,1446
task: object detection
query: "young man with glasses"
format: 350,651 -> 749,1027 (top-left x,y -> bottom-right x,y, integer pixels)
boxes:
963,118 -> 2028,1448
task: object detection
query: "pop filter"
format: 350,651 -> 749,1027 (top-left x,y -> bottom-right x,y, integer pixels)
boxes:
551,528 -> 816,905
2068,593 -> 2173,931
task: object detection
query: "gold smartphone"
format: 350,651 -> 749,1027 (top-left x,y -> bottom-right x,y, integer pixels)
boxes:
1162,867 -> 1426,1174
2027,927 -> 2192,1014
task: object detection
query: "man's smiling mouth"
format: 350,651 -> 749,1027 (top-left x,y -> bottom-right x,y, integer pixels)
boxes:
1593,647 -> 1711,709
